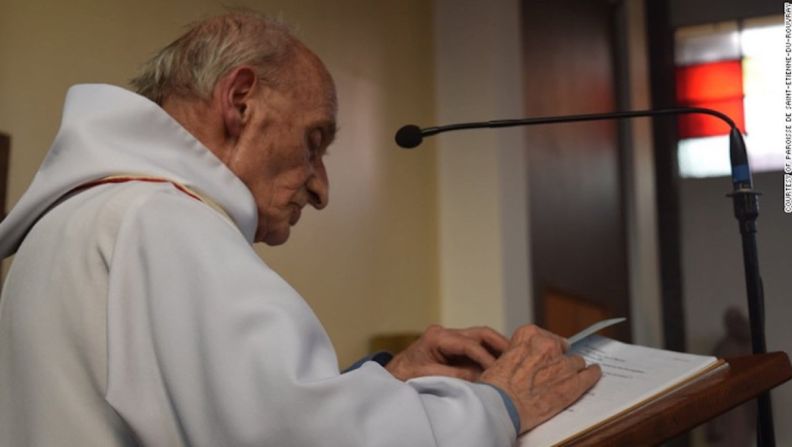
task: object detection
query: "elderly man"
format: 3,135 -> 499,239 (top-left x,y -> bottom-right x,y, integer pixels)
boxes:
0,12 -> 599,447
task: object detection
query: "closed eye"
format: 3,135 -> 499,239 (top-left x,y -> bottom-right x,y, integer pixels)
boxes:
307,124 -> 335,158
307,129 -> 323,157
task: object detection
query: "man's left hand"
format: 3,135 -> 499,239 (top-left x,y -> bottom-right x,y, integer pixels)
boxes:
385,325 -> 509,381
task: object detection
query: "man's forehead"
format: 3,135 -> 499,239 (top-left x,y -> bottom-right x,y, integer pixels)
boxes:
297,50 -> 338,133
283,47 -> 336,107
300,77 -> 336,133
305,56 -> 337,114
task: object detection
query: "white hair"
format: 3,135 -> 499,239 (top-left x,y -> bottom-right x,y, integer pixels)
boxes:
130,12 -> 297,104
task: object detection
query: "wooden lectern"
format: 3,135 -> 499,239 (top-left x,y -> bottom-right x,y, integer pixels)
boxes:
565,352 -> 792,446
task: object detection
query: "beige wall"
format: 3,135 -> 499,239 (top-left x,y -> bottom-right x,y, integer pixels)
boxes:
0,0 -> 438,366
433,0 -> 532,334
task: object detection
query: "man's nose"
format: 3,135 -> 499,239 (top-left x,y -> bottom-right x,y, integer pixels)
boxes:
307,162 -> 329,210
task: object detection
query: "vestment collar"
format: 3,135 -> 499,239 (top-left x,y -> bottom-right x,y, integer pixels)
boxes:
0,84 -> 258,257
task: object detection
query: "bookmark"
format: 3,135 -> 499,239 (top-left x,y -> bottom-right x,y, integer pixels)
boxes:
567,317 -> 626,346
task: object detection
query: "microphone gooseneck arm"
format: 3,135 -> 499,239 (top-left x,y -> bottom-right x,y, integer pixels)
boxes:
396,106 -> 774,446
396,106 -> 750,188
418,106 -> 736,135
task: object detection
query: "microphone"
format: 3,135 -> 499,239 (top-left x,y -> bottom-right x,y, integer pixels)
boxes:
394,125 -> 424,149
395,107 -> 752,190
396,107 -> 774,445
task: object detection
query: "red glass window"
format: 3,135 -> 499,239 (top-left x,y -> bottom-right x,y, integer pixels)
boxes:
675,60 -> 745,138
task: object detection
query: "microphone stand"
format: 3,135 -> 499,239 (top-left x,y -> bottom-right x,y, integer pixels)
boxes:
396,107 -> 774,446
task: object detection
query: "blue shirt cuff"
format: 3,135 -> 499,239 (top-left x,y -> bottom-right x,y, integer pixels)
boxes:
342,351 -> 393,373
479,382 -> 521,435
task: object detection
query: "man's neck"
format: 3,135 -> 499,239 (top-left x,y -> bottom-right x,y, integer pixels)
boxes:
162,96 -> 231,163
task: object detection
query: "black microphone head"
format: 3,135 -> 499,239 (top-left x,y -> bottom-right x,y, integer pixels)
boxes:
395,125 -> 423,149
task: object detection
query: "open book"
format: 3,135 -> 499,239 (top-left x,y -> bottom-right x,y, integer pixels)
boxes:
518,321 -> 725,447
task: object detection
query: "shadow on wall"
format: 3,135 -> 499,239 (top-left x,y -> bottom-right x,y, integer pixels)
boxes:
704,307 -> 755,447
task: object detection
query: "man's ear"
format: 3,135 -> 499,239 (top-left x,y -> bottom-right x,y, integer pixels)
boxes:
218,66 -> 258,139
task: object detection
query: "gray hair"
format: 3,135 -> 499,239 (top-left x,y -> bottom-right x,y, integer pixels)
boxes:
130,12 -> 297,104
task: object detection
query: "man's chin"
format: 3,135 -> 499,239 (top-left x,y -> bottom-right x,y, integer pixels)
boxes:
257,227 -> 290,246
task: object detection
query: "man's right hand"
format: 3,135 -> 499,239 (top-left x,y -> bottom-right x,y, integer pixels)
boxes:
480,325 -> 601,435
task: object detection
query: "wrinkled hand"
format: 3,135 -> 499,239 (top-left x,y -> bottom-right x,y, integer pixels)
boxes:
385,325 -> 509,381
480,325 -> 601,435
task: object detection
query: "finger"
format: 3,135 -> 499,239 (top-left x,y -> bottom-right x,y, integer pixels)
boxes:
553,364 -> 602,403
532,355 -> 587,385
548,354 -> 587,374
512,325 -> 570,352
486,342 -> 531,377
566,354 -> 587,372
510,324 -> 541,344
528,334 -> 565,359
460,326 -> 510,356
524,365 -> 602,430
513,348 -> 582,387
580,363 -> 602,385
438,334 -> 499,369
535,327 -> 569,352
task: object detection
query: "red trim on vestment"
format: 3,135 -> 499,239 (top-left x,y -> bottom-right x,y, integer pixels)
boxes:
69,177 -> 203,202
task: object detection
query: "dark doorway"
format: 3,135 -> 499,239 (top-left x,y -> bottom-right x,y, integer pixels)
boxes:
522,0 -> 632,342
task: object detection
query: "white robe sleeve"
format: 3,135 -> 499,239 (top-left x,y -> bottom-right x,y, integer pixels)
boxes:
103,187 -> 516,447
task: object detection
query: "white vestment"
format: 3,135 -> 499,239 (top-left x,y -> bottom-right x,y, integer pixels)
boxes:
0,85 -> 516,446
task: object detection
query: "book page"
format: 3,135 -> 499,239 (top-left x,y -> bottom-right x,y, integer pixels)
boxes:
518,335 -> 718,447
